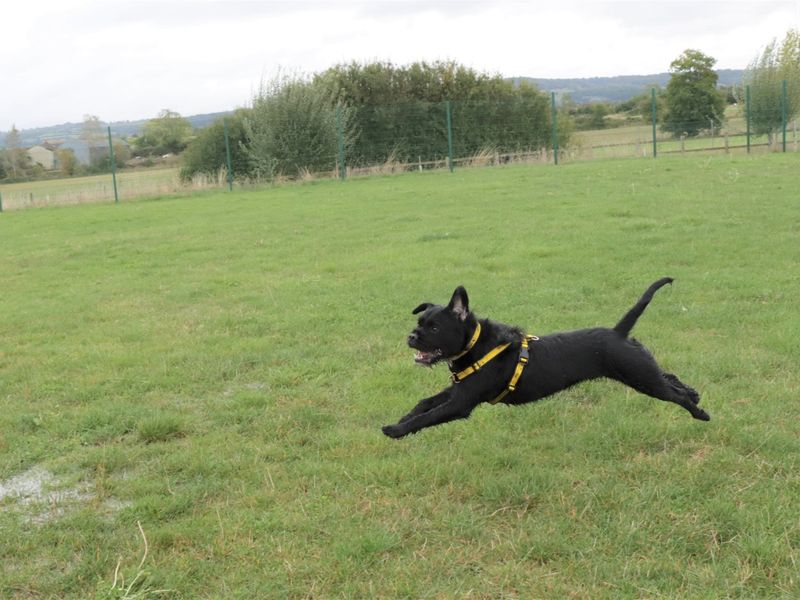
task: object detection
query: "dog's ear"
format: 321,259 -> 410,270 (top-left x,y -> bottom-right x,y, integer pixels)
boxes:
448,286 -> 469,321
412,302 -> 433,315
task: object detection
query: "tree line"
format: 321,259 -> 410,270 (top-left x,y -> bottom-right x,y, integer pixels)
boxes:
3,30 -> 798,184
180,61 -> 562,182
181,35 -> 799,182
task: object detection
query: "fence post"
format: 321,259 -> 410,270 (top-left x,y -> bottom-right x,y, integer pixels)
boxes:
107,126 -> 119,204
445,101 -> 454,172
551,92 -> 559,165
336,106 -> 347,181
651,88 -> 658,158
782,79 -> 788,153
746,85 -> 751,154
223,118 -> 234,191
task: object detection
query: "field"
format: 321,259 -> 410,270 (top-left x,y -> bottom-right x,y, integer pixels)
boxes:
574,110 -> 797,160
0,168 -> 213,210
1,154 -> 799,598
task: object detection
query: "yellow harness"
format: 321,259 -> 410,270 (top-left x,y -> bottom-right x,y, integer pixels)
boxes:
450,327 -> 538,405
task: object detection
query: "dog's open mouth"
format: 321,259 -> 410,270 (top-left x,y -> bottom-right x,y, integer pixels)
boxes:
413,349 -> 442,365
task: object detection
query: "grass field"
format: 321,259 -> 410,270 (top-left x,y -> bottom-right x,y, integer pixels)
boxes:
1,154 -> 799,598
0,168 -> 195,210
574,113 -> 797,160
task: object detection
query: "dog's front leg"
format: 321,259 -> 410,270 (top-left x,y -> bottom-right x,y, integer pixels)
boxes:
382,395 -> 475,439
398,389 -> 452,423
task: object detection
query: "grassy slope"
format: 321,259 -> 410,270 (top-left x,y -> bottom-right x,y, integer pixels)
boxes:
1,155 -> 798,598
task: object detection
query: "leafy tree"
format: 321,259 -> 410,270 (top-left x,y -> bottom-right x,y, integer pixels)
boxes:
589,103 -> 610,129
80,114 -> 105,145
570,102 -> 612,130
2,125 -> 31,178
5,124 -> 22,149
744,29 -> 800,143
243,73 -> 354,180
57,148 -> 79,176
133,109 -> 193,156
315,61 -> 557,164
180,110 -> 251,181
662,49 -> 726,137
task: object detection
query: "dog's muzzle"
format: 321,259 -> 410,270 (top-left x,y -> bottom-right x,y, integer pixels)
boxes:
408,333 -> 442,365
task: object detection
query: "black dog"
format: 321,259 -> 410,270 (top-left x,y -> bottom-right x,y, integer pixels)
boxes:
382,278 -> 710,439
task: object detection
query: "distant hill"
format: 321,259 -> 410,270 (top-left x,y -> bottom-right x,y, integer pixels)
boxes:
1,111 -> 233,149
512,69 -> 744,104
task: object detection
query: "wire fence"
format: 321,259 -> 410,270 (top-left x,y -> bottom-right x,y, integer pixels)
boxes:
1,83 -> 797,212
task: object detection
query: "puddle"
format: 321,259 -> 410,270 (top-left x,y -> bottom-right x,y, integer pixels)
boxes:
0,466 -> 131,524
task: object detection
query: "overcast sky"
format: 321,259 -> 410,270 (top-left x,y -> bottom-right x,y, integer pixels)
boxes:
3,0 -> 798,131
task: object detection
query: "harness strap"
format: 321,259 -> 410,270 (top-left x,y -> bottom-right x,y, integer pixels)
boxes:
451,341 -> 511,383
450,322 -> 482,361
489,334 -> 538,404
450,333 -> 539,406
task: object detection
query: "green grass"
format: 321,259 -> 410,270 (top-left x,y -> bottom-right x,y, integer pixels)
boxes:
1,154 -> 799,598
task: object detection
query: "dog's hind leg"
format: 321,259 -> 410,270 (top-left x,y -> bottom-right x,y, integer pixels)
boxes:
662,372 -> 700,405
609,342 -> 710,421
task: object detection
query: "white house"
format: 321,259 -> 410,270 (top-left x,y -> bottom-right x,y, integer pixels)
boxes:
27,144 -> 58,170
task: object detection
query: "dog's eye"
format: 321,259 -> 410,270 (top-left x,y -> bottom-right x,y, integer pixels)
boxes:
430,325 -> 439,333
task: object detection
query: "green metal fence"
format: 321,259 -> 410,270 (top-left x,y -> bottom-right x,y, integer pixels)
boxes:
1,81 -> 797,211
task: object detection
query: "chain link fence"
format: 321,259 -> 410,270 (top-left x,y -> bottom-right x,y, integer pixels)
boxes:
1,83 -> 796,212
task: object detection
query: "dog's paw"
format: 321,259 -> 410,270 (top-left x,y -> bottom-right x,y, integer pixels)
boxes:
381,424 -> 406,439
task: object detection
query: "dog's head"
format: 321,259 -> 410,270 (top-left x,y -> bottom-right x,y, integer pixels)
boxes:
408,286 -> 474,365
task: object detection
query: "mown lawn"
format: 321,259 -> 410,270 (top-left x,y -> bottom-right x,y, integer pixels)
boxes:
1,154 -> 798,598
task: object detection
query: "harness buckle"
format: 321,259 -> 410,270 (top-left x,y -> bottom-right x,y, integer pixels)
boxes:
519,345 -> 530,364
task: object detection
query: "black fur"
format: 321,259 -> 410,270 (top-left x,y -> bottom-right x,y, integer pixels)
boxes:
382,278 -> 710,439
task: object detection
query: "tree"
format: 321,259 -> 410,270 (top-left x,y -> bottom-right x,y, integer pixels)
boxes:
744,29 -> 800,143
2,125 -> 31,178
243,73 -> 354,180
588,103 -> 610,129
133,109 -> 193,156
80,114 -> 105,145
614,89 -> 664,123
57,148 -> 79,176
180,110 -> 251,181
315,61 -> 557,164
662,49 -> 726,137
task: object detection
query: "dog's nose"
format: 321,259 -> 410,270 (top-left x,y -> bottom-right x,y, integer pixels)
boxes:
407,332 -> 418,345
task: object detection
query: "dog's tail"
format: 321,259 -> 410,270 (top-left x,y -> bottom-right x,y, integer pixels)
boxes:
613,277 -> 674,337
